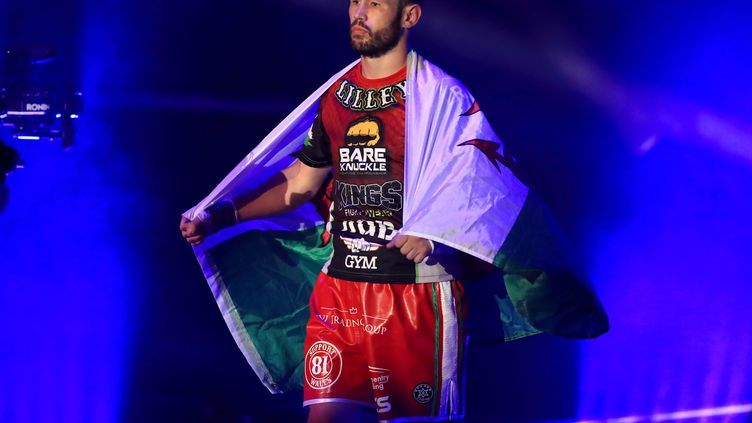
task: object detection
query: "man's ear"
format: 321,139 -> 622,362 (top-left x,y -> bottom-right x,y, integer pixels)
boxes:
402,4 -> 422,29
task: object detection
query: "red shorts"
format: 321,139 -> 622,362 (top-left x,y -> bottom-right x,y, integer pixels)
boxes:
302,272 -> 466,422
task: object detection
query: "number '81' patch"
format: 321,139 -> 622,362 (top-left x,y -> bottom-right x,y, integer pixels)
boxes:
305,341 -> 343,390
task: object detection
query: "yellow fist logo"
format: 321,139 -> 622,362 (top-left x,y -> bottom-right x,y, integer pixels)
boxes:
345,117 -> 383,147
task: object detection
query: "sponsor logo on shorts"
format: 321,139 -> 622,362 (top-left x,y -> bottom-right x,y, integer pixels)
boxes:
369,365 -> 391,391
304,341 -> 343,390
317,309 -> 389,335
413,383 -> 434,404
319,306 -> 358,315
375,396 -> 391,414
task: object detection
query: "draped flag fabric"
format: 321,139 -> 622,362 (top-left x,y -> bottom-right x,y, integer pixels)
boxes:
184,51 -> 609,394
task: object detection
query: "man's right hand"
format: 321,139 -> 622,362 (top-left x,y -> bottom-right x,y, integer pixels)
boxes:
180,216 -> 208,246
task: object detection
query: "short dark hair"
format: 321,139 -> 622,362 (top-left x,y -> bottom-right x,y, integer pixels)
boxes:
400,0 -> 423,8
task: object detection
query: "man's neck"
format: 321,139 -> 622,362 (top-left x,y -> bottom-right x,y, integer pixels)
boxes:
360,39 -> 408,79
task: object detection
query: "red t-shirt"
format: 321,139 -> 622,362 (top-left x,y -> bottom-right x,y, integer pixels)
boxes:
295,63 -> 456,283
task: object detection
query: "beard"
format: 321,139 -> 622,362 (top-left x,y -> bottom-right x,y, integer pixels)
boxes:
350,11 -> 403,58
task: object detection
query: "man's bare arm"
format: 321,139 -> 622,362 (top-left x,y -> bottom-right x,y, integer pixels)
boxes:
180,160 -> 331,245
234,159 -> 331,221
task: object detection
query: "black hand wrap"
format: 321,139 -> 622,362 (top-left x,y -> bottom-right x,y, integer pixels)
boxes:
198,200 -> 238,234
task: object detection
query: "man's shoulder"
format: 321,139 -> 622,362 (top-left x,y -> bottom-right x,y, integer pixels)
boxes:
413,55 -> 473,103
317,62 -> 362,107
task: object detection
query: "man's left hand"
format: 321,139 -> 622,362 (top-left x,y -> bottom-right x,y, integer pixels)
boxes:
386,234 -> 433,263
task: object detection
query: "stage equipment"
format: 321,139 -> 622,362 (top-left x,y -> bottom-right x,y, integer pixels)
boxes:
0,46 -> 83,148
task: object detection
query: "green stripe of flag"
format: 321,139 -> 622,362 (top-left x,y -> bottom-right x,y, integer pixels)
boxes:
207,225 -> 332,392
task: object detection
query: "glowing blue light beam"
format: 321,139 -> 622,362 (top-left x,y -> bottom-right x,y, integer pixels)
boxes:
569,404 -> 752,423
0,2 -> 137,421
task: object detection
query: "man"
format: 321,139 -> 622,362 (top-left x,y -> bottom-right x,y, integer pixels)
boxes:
0,140 -> 22,212
181,0 -> 607,421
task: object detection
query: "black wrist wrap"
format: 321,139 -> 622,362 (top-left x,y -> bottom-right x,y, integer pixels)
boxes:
204,200 -> 237,233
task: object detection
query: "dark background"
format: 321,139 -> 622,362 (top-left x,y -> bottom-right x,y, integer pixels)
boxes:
1,1 -> 751,422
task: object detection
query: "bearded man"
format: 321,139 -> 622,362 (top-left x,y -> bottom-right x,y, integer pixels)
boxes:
181,1 -> 608,422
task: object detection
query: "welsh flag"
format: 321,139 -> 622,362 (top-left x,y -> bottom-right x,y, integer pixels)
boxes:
184,52 -> 608,393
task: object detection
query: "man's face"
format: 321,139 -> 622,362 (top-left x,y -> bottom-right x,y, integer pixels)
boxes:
349,0 -> 404,58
